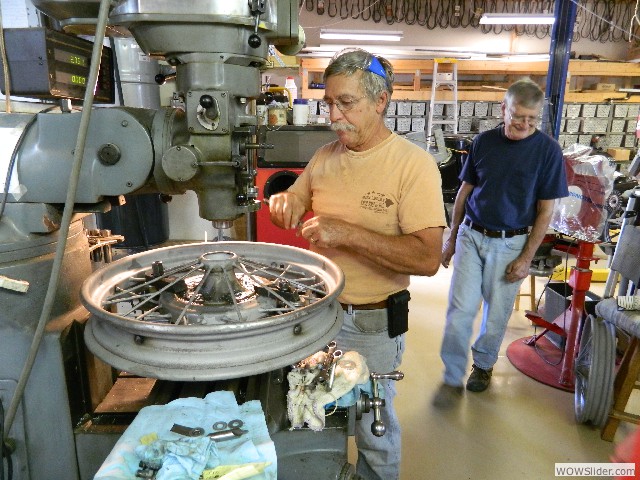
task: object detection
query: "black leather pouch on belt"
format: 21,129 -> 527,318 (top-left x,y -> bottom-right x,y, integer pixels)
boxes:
387,289 -> 411,338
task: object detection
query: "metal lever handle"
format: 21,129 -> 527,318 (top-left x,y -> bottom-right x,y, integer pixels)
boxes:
248,0 -> 265,48
199,95 -> 219,122
368,370 -> 405,437
371,371 -> 404,381
155,72 -> 176,85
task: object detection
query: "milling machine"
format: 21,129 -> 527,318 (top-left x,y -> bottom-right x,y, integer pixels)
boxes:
0,2 -> 388,479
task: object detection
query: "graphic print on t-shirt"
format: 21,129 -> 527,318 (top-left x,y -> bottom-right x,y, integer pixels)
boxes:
361,191 -> 395,214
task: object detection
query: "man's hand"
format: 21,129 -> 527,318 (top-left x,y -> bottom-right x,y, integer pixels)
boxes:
505,255 -> 531,283
268,192 -> 307,230
299,216 -> 351,248
441,234 -> 456,268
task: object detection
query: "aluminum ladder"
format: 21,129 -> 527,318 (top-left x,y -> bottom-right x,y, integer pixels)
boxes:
427,58 -> 458,143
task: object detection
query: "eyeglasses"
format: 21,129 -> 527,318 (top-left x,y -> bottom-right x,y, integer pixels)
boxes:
321,95 -> 366,113
507,111 -> 540,126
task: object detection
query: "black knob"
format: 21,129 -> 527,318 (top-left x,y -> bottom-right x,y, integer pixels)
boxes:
155,72 -> 176,85
248,34 -> 261,48
199,95 -> 214,109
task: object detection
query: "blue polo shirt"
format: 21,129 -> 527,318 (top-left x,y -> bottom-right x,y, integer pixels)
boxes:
460,126 -> 568,231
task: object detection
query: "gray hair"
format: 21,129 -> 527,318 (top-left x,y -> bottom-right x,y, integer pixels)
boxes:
323,49 -> 394,115
504,78 -> 544,110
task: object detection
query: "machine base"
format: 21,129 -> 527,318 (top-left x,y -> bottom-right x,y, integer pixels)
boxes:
506,336 -> 574,392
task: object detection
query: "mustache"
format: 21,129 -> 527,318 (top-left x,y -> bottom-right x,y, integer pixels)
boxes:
331,123 -> 356,132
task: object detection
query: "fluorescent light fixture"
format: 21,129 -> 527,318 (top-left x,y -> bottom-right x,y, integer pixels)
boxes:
479,13 -> 555,25
319,29 -> 403,42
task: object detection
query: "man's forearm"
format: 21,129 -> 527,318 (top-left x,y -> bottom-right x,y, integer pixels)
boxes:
449,183 -> 474,234
519,199 -> 556,262
344,224 -> 443,276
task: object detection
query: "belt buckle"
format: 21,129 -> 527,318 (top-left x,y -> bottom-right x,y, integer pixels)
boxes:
482,227 -> 489,236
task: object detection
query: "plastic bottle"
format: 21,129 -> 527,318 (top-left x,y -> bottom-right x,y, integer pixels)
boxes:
284,76 -> 297,103
293,99 -> 309,126
256,93 -> 268,126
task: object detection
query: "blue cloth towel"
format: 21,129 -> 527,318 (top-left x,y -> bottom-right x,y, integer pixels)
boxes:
94,391 -> 277,479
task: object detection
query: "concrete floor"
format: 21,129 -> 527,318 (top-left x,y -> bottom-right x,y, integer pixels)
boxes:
391,266 -> 637,480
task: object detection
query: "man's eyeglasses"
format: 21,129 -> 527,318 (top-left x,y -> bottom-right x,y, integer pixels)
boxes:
507,111 -> 540,126
321,95 -> 366,113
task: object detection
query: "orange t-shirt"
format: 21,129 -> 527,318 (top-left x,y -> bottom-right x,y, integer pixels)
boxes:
288,133 -> 446,304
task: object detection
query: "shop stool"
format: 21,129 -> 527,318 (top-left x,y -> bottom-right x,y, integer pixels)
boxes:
515,275 -> 537,311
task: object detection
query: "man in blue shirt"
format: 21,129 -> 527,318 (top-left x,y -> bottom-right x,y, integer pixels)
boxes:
434,78 -> 569,406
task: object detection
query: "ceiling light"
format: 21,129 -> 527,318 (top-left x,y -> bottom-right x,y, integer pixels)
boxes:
479,13 -> 555,25
319,29 -> 404,42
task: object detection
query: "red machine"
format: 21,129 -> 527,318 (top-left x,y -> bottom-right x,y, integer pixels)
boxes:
255,126 -> 335,248
256,168 -> 309,248
508,147 -> 613,391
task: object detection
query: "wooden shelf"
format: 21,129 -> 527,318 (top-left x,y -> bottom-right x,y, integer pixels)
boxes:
299,58 -> 640,103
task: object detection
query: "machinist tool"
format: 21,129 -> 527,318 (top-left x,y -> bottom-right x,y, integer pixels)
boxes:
169,424 -> 205,437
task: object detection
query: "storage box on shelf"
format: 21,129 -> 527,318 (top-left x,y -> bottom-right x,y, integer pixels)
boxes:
384,100 -> 429,133
560,102 -> 639,151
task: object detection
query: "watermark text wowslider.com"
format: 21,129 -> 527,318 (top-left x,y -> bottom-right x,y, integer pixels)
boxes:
555,463 -> 635,477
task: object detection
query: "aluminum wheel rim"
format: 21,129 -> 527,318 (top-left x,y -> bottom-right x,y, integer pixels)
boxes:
81,241 -> 344,381
574,314 -> 616,426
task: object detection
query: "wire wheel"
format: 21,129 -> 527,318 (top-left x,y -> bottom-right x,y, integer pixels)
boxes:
574,314 -> 616,426
81,241 -> 344,381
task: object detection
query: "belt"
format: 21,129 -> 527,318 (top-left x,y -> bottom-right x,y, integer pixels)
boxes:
340,299 -> 388,311
463,218 -> 529,238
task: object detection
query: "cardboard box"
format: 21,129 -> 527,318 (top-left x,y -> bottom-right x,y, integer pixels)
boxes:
595,83 -> 616,91
607,147 -> 631,161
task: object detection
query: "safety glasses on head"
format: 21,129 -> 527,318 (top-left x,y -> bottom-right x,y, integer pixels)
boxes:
365,55 -> 387,79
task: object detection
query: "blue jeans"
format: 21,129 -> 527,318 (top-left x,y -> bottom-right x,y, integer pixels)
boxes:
440,224 -> 527,386
335,308 -> 405,480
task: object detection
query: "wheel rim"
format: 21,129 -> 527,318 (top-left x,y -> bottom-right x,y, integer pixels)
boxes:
81,241 -> 345,381
574,314 -> 616,426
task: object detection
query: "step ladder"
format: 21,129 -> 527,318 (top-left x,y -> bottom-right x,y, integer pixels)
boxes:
427,58 -> 458,143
